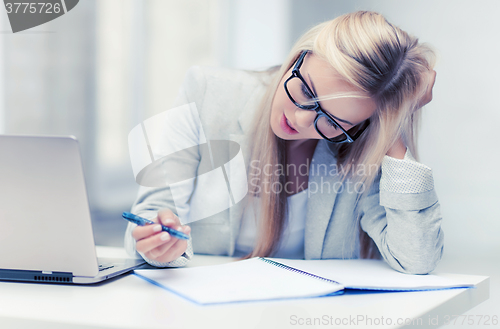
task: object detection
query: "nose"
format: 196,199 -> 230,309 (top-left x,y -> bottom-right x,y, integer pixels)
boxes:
294,107 -> 317,129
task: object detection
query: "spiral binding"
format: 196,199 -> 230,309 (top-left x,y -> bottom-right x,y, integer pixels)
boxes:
259,257 -> 340,285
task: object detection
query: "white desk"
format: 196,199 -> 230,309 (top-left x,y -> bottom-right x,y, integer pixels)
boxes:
0,246 -> 489,329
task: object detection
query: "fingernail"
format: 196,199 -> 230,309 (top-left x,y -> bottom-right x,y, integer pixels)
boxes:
163,219 -> 175,226
160,232 -> 170,241
183,226 -> 191,233
153,225 -> 162,232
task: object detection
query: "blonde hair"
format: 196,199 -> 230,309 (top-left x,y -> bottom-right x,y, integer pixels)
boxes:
242,11 -> 436,259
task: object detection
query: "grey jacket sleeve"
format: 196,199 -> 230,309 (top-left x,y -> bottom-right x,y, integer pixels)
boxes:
124,66 -> 206,267
359,149 -> 444,274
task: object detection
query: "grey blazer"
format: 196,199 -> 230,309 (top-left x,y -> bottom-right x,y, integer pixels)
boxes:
125,66 -> 444,274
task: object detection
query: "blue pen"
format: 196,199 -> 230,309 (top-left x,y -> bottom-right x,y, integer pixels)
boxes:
122,212 -> 189,240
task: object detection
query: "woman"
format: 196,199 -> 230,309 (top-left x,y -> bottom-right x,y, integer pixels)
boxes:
125,11 -> 442,274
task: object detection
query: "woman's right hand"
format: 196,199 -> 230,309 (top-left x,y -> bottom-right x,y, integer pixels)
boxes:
132,208 -> 191,263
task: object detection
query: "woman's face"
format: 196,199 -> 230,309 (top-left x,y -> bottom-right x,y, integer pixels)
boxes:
270,52 -> 377,142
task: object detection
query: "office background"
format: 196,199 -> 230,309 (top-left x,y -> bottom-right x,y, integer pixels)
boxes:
1,0 -> 498,324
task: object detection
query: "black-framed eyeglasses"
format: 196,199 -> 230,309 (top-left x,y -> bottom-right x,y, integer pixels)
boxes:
284,50 -> 370,144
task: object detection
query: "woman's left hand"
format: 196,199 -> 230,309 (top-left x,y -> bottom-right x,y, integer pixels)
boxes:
417,69 -> 437,109
387,69 -> 436,159
386,138 -> 406,159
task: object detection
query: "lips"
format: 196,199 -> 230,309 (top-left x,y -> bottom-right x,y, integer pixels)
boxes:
280,113 -> 299,135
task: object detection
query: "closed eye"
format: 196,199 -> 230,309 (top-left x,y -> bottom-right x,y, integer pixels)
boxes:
325,117 -> 339,130
301,83 -> 314,99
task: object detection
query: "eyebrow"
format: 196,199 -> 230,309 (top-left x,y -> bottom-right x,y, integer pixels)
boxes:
307,73 -> 354,126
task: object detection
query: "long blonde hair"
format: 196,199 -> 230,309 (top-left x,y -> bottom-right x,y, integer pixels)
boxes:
243,11 -> 436,259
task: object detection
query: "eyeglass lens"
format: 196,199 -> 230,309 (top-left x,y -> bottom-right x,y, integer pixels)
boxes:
286,76 -> 347,141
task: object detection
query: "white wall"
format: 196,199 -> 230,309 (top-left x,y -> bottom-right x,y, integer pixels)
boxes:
288,0 -> 500,261
224,0 -> 291,70
354,0 -> 500,259
0,7 -> 6,134
286,2 -> 500,318
94,0 -> 226,211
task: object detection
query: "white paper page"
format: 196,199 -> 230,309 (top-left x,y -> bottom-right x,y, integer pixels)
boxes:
134,257 -> 343,304
268,258 -> 475,290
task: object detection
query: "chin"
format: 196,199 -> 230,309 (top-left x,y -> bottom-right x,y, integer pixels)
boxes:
270,127 -> 285,140
273,130 -> 300,142
270,121 -> 290,141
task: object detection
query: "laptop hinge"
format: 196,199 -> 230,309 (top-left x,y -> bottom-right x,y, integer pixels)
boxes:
0,268 -> 73,283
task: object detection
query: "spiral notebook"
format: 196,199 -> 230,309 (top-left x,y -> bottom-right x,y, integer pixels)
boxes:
133,257 -> 475,305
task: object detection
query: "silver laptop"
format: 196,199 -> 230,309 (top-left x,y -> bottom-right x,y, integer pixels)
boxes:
0,135 -> 146,284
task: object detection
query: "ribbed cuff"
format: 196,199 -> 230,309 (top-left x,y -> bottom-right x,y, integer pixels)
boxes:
380,148 -> 434,193
380,189 -> 438,210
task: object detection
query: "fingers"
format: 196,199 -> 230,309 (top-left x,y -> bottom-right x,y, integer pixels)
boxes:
425,69 -> 436,101
150,232 -> 188,260
131,208 -> 180,241
429,69 -> 437,88
137,225 -> 191,262
132,222 -> 162,241
417,69 -> 437,109
139,231 -> 177,259
131,208 -> 191,262
158,208 -> 181,227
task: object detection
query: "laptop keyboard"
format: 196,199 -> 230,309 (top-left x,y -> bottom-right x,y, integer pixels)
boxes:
98,263 -> 115,271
